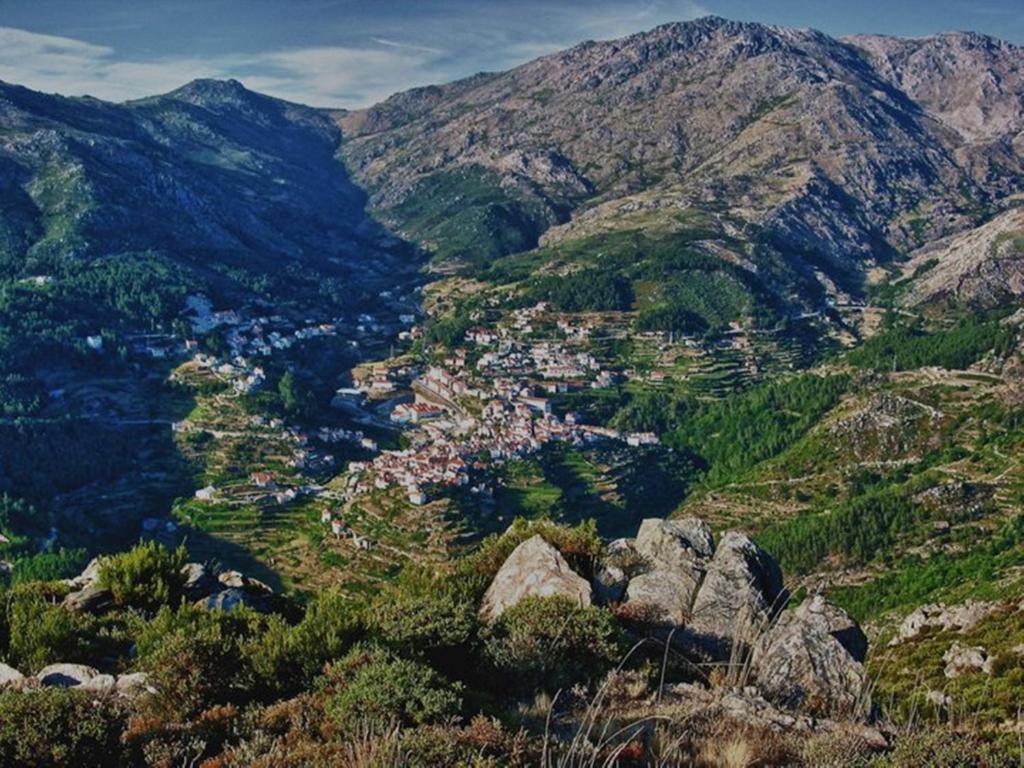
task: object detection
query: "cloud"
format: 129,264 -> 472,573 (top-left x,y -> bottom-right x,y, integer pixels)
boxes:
0,2 -> 713,108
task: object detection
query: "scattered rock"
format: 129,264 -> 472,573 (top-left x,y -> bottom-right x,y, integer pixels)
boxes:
592,562 -> 627,604
754,595 -> 868,716
115,672 -> 154,696
479,535 -> 592,623
891,600 -> 997,645
201,588 -> 261,612
62,585 -> 114,614
65,557 -> 103,590
689,532 -> 786,654
926,689 -> 952,708
942,641 -> 991,678
80,674 -> 116,693
0,663 -> 23,687
182,562 -> 217,599
37,663 -> 99,688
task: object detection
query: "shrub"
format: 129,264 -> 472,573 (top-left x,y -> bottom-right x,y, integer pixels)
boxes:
5,586 -> 97,672
97,541 -> 188,611
0,687 -> 127,767
138,617 -> 242,722
288,589 -> 363,680
325,645 -> 463,729
370,578 -> 478,669
483,596 -> 623,695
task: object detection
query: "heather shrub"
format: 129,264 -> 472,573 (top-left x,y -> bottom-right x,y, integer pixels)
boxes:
0,687 -> 127,767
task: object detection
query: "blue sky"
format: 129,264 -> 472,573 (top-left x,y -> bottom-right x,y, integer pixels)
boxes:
0,0 -> 1020,108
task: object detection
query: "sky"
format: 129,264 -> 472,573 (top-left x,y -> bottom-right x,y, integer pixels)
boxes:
0,0 -> 1020,108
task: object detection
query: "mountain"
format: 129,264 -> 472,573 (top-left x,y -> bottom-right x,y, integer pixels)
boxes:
338,17 -> 1024,318
0,77 -> 412,345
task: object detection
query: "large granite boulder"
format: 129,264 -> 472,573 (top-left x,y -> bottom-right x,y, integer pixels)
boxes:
37,663 -> 100,688
480,535 -> 592,623
890,600 -> 997,646
622,518 -> 715,624
753,595 -> 868,716
689,532 -> 786,654
624,569 -> 699,625
802,594 -> 868,662
635,517 -> 714,571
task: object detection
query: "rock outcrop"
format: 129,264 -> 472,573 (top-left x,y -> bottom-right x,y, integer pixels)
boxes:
753,595 -> 868,715
482,517 -> 868,718
688,532 -> 787,653
480,535 -> 592,623
943,641 -> 993,677
891,600 -> 998,645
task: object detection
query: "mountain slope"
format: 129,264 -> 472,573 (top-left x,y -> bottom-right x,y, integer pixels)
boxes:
338,17 -> 1024,315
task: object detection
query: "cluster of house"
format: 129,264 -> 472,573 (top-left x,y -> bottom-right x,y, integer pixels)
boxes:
319,510 -> 372,550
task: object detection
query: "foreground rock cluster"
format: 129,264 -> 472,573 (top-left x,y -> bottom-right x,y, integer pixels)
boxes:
481,518 -> 870,718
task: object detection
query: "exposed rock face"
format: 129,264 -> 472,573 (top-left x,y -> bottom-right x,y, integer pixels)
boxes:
943,641 -> 992,678
754,595 -> 868,715
592,562 -> 628,604
480,535 -> 592,623
689,532 -> 787,652
37,663 -> 99,688
891,600 -> 998,645
901,207 -> 1024,309
635,517 -> 715,571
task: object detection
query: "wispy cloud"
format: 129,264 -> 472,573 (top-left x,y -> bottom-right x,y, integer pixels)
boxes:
0,1 -> 712,107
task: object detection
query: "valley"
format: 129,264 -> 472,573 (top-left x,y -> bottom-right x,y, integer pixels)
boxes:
0,13 -> 1022,765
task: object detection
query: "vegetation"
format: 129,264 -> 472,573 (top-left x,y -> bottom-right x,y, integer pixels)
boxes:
98,542 -> 188,612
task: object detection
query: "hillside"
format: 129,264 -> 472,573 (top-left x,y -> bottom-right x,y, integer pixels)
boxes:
0,14 -> 1022,766
338,17 -> 1024,319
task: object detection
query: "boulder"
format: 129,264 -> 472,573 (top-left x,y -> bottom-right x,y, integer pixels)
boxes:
115,672 -> 154,696
62,585 -> 114,614
65,557 -> 103,590
201,588 -> 257,612
182,562 -> 217,599
943,641 -> 991,678
80,674 -> 116,693
635,517 -> 714,572
796,594 -> 867,662
624,569 -> 701,625
592,562 -> 628,604
753,597 -> 868,716
37,663 -> 99,688
0,663 -> 23,687
479,535 -> 591,623
689,532 -> 786,653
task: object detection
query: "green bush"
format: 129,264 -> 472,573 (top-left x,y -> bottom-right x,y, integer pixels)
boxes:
325,645 -> 463,729
138,616 -> 242,722
5,586 -> 96,673
370,577 -> 478,667
288,589 -> 363,680
0,688 -> 127,767
483,596 -> 623,695
97,541 -> 188,611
